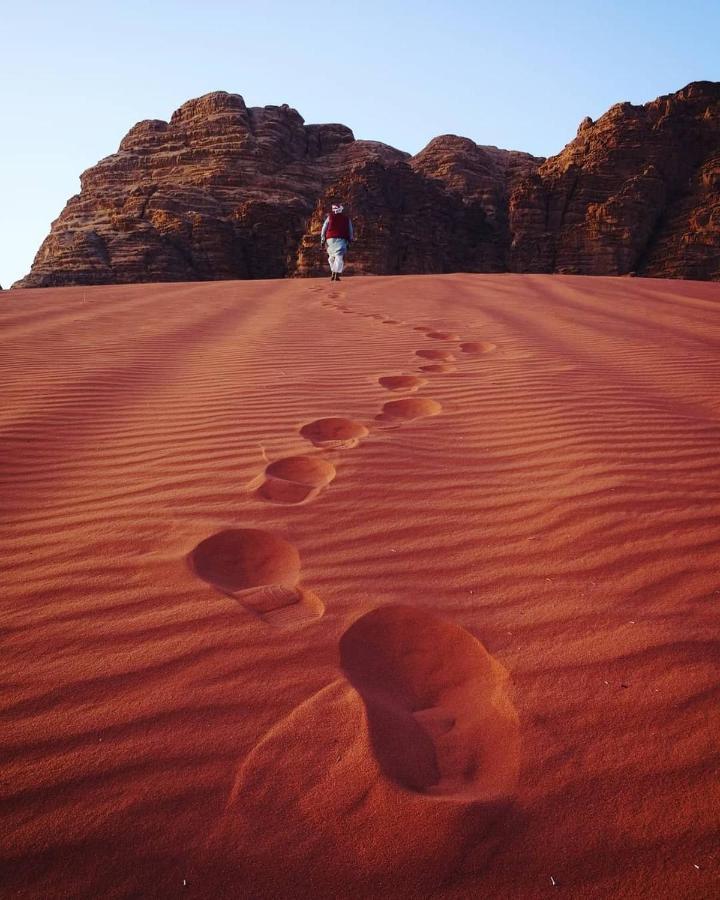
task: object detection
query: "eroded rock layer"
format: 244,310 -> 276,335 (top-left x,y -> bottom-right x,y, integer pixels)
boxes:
15,82 -> 720,286
509,81 -> 720,279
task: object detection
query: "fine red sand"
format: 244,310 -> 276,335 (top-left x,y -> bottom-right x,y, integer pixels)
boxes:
2,273 -> 719,899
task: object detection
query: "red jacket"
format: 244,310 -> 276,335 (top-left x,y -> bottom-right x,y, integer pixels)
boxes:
325,212 -> 351,239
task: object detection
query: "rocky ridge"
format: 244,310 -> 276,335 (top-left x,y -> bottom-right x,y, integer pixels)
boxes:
15,82 -> 720,286
508,81 -> 720,279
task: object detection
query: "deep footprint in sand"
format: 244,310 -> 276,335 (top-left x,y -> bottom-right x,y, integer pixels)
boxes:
209,607 -> 519,894
340,605 -> 520,800
425,330 -> 460,341
378,375 -> 427,393
190,528 -> 323,627
300,417 -> 369,449
460,341 -> 497,354
259,455 -> 336,505
419,363 -> 457,373
415,349 -> 456,362
378,397 -> 442,422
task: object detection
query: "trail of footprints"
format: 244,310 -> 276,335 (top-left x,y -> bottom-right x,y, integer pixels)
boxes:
191,286 -> 498,629
189,282 -> 519,809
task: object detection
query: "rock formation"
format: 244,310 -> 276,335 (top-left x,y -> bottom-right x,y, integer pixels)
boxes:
295,156 -> 505,277
14,82 -> 720,286
508,81 -> 720,279
12,91 -> 539,287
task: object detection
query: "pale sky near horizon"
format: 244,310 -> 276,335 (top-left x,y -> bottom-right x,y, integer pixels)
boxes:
1,0 -> 718,288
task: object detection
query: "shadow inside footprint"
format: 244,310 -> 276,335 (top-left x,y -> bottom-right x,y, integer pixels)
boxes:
425,331 -> 460,341
300,417 -> 369,449
260,456 -> 336,505
419,363 -> 457,373
415,349 -> 455,362
189,528 -> 323,627
378,375 -> 427,393
377,398 -> 442,422
206,609 -> 519,895
340,605 -> 520,800
460,341 -> 497,354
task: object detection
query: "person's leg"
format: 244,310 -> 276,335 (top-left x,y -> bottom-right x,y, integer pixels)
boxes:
335,239 -> 347,274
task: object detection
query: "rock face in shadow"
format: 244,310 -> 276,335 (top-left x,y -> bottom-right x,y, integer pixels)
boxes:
295,156 -> 507,277
15,82 -> 720,286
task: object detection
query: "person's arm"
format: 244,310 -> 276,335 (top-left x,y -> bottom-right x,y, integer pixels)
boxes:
348,219 -> 354,242
320,216 -> 329,243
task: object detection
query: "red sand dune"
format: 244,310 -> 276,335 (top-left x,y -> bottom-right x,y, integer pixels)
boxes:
2,273 -> 720,899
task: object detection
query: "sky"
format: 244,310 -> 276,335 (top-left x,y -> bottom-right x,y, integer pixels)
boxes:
1,0 -> 718,288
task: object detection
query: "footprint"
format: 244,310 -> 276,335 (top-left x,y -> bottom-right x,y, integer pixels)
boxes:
382,319 -> 400,325
378,397 -> 442,422
340,605 -> 520,800
378,375 -> 427,393
189,528 -> 323,627
425,331 -> 460,341
419,363 -> 457,373
259,455 -> 336,505
300,417 -> 369,449
460,341 -> 497,354
208,610 -> 518,895
415,349 -> 455,362
413,326 -> 433,332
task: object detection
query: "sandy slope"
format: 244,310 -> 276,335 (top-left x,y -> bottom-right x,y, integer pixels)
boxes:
1,273 -> 719,899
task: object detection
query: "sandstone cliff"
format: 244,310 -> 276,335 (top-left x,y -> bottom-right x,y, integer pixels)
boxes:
15,82 -> 720,286
508,81 -> 720,278
14,91 -> 540,287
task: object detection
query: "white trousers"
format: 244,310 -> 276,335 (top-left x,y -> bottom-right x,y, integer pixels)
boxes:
326,237 -> 347,273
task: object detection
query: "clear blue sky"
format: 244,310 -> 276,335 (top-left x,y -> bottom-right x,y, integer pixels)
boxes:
1,0 -> 718,287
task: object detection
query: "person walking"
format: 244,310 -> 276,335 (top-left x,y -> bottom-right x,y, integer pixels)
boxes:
320,203 -> 354,281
